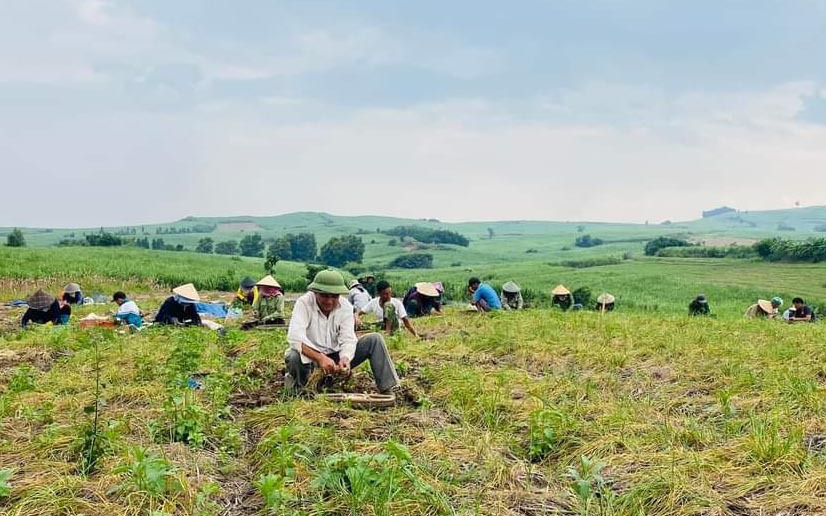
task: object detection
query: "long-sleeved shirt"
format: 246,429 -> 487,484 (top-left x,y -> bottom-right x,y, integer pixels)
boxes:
154,296 -> 201,326
348,287 -> 372,311
402,287 -> 442,317
287,292 -> 357,364
500,291 -> 524,310
21,300 -> 63,327
253,293 -> 285,322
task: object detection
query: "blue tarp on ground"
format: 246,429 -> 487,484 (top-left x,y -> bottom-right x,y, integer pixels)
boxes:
195,302 -> 229,318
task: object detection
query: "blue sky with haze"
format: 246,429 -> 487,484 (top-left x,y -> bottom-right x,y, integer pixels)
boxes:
2,0 -> 825,227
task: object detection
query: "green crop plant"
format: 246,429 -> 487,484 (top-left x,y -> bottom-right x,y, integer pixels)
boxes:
255,423 -> 314,479
528,407 -> 575,461
158,391 -> 207,447
113,446 -> 180,498
567,455 -> 613,515
7,365 -> 36,394
255,473 -> 295,512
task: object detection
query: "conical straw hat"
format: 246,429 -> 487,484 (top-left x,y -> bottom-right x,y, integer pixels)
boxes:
502,281 -> 521,294
757,299 -> 774,313
552,285 -> 571,296
415,282 -> 439,297
172,283 -> 201,302
597,293 -> 615,305
256,275 -> 281,288
27,289 -> 55,310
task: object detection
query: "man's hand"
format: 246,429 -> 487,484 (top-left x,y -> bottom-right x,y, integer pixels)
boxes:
339,357 -> 351,373
318,354 -> 338,374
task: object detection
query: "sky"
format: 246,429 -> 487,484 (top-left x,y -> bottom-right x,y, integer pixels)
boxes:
1,0 -> 826,227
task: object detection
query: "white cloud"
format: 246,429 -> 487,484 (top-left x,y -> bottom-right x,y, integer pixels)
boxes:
172,82 -> 826,224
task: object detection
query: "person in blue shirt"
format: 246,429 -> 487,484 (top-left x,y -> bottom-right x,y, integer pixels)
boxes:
468,277 -> 502,311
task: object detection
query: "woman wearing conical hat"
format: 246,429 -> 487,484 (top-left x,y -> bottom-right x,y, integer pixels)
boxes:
154,283 -> 202,326
744,298 -> 781,319
253,275 -> 286,325
595,293 -> 615,312
551,285 -> 573,311
500,281 -> 524,310
21,289 -> 64,328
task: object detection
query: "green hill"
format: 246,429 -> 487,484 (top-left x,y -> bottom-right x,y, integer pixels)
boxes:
4,206 -> 826,270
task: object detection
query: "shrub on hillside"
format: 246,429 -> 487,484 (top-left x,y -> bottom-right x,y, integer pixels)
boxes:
574,235 -> 603,248
657,246 -> 756,259
320,235 -> 365,267
6,228 -> 25,247
644,237 -> 690,256
389,253 -> 434,269
215,241 -> 239,255
383,226 -> 469,247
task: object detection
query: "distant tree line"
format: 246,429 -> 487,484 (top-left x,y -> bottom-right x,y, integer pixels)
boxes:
193,231 -> 367,268
754,237 -> 826,262
155,224 -> 216,235
382,226 -> 469,247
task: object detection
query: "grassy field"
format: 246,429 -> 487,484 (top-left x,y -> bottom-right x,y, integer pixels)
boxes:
1,246 -> 825,319
2,308 -> 826,515
2,220 -> 826,514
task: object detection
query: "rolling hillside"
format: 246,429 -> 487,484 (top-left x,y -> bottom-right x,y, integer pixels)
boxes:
3,206 -> 826,270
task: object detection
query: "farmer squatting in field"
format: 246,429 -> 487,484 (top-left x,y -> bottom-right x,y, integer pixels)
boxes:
284,270 -> 403,396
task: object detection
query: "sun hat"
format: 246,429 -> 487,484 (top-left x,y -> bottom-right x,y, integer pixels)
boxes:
240,277 -> 256,289
63,282 -> 81,294
308,270 -> 349,295
415,282 -> 439,297
27,289 -> 55,311
552,285 -> 571,296
597,293 -> 615,305
347,279 -> 361,290
256,275 -> 281,288
696,294 -> 708,304
757,299 -> 774,313
172,283 -> 201,302
771,296 -> 783,307
502,281 -> 521,294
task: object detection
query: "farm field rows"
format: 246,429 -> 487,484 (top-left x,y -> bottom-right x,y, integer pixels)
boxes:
3,306 -> 826,515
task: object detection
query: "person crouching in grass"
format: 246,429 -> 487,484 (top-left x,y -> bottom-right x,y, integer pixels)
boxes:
468,277 -> 502,312
356,280 -> 419,337
112,291 -> 143,328
284,270 -> 401,395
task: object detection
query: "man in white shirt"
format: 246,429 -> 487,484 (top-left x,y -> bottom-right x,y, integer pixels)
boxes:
356,280 -> 418,337
285,270 -> 400,394
347,279 -> 372,311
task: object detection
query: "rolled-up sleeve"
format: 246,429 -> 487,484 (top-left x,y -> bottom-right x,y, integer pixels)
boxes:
337,310 -> 357,361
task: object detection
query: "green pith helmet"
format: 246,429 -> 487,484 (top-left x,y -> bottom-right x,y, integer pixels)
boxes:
308,270 -> 349,295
